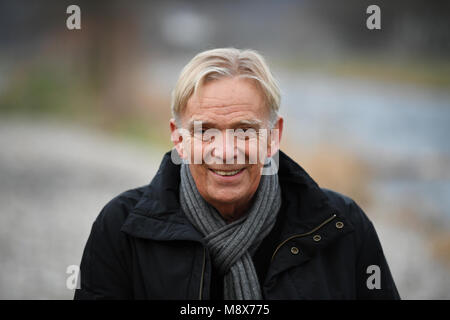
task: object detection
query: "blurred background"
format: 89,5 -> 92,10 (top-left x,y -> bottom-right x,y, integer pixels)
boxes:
0,0 -> 449,299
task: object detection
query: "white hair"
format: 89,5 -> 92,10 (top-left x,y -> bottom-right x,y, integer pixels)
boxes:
171,48 -> 281,127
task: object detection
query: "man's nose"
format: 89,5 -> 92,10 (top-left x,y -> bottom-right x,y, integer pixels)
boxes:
216,130 -> 235,163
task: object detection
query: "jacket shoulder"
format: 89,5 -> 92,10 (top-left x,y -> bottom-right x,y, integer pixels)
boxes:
76,186 -> 147,299
321,188 -> 373,233
321,189 -> 400,299
94,185 -> 147,231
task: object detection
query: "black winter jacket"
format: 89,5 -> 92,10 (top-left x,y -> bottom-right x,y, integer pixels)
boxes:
74,151 -> 400,300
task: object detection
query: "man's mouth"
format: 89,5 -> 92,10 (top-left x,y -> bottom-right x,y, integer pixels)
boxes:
209,168 -> 245,177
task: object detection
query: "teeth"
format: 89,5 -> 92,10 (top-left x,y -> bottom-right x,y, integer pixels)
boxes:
212,169 -> 242,176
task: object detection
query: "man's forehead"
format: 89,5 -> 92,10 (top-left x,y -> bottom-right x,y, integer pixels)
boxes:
186,78 -> 265,110
184,98 -> 268,128
181,78 -> 270,128
187,95 -> 260,113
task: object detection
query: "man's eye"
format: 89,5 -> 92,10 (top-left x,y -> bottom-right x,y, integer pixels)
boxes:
194,130 -> 214,141
193,129 -> 207,135
236,129 -> 258,140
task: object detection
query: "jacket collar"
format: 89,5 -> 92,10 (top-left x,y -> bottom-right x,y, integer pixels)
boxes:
121,150 -> 354,246
277,150 -> 350,234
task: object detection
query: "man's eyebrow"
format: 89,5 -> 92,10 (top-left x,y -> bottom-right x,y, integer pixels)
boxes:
186,119 -> 215,130
236,119 -> 263,126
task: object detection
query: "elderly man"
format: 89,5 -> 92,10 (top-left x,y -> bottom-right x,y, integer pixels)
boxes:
74,48 -> 399,300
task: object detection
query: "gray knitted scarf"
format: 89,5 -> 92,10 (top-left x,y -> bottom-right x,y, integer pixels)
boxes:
179,163 -> 282,300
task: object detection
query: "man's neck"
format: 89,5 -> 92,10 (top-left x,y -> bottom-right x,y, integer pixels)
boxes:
212,196 -> 255,223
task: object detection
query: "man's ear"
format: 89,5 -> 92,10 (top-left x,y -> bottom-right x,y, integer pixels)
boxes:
170,118 -> 185,159
268,116 -> 283,158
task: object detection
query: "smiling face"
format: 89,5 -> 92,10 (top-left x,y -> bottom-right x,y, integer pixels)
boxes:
170,77 -> 283,221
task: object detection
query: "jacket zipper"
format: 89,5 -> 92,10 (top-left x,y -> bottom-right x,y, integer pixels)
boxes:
198,246 -> 206,300
271,214 -> 337,262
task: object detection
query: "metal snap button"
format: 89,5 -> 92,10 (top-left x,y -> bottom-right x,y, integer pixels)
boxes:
290,246 -> 299,255
335,221 -> 344,229
313,234 -> 322,242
